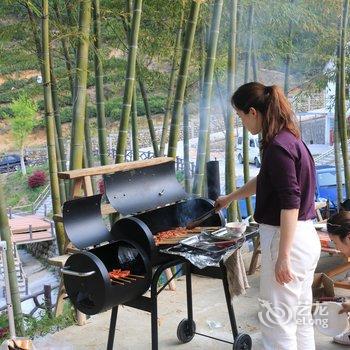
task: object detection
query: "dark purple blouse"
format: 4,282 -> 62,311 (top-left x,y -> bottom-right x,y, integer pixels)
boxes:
254,129 -> 316,226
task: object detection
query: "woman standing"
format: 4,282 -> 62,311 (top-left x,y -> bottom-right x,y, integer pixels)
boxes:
215,82 -> 321,349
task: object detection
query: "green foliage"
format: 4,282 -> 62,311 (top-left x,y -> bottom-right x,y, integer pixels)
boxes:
58,106 -> 74,124
0,302 -> 75,343
0,106 -> 13,119
0,79 -> 42,104
55,95 -> 166,124
0,0 -> 345,137
2,163 -> 49,208
176,170 -> 185,185
249,0 -> 341,83
6,95 -> 38,150
104,95 -> 166,120
24,303 -> 75,338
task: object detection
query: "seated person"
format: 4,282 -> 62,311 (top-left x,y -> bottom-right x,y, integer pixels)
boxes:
327,211 -> 350,345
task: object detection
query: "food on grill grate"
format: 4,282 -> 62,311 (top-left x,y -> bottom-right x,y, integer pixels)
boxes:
154,227 -> 188,245
109,269 -> 131,279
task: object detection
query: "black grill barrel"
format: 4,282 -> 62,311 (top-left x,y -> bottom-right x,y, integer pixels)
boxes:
134,197 -> 225,231
63,240 -> 151,315
110,198 -> 225,265
110,217 -> 155,258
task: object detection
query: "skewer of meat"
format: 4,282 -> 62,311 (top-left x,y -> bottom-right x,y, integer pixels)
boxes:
109,269 -> 131,279
123,276 -> 136,281
113,277 -> 132,283
110,280 -> 124,285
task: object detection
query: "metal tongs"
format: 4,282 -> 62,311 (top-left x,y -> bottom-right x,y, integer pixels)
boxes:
185,208 -> 216,230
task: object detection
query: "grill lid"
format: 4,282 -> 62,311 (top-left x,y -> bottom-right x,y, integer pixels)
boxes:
63,194 -> 113,249
104,160 -> 188,216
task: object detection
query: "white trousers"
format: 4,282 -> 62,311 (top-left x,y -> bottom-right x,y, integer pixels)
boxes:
259,220 -> 321,350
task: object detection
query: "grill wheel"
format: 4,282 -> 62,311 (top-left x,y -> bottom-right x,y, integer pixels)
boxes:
233,333 -> 252,350
176,318 -> 196,343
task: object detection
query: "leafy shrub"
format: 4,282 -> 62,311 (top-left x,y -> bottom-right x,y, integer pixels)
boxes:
104,95 -> 166,120
137,95 -> 166,115
60,106 -> 73,123
0,313 -> 9,343
28,170 -> 47,188
0,106 -> 13,119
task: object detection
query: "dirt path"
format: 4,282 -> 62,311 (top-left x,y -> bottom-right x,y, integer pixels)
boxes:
0,69 -> 40,86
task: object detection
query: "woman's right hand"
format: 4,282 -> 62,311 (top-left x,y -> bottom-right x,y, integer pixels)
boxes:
214,195 -> 232,212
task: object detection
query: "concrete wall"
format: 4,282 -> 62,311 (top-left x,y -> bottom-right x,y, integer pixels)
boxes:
300,117 -> 326,144
292,92 -> 325,113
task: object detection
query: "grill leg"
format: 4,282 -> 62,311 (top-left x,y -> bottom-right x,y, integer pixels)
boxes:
151,275 -> 159,350
220,260 -> 239,339
107,306 -> 118,350
185,263 -> 194,325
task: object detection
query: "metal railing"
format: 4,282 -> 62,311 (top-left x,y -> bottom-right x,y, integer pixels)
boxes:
0,283 -> 59,317
314,139 -> 350,165
7,184 -> 51,218
110,149 -> 196,177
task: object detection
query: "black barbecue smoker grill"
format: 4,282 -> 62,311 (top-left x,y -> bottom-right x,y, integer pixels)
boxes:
61,157 -> 254,350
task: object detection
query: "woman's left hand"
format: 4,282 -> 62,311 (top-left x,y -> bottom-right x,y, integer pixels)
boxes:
275,255 -> 294,285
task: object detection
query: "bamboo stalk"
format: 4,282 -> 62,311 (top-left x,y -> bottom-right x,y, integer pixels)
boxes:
226,0 -> 238,221
199,25 -> 207,98
192,0 -> 224,195
167,0 -> 202,158
115,0 -> 143,163
42,0 -> 65,254
92,0 -> 109,166
0,182 -> 24,335
49,48 -> 68,201
334,98 -> 343,209
26,3 -> 66,201
235,6 -> 242,82
138,76 -> 159,156
159,4 -> 185,156
84,103 -> 94,169
131,86 -> 139,160
69,0 -> 92,172
284,0 -> 294,95
53,0 -> 74,100
338,0 -> 350,197
334,27 -> 343,209
54,123 -> 66,203
251,38 -> 258,82
243,4 -> 254,217
183,100 -> 191,193
25,2 -> 42,71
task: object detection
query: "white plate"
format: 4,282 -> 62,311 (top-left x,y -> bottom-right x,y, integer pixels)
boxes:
313,302 -> 349,337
